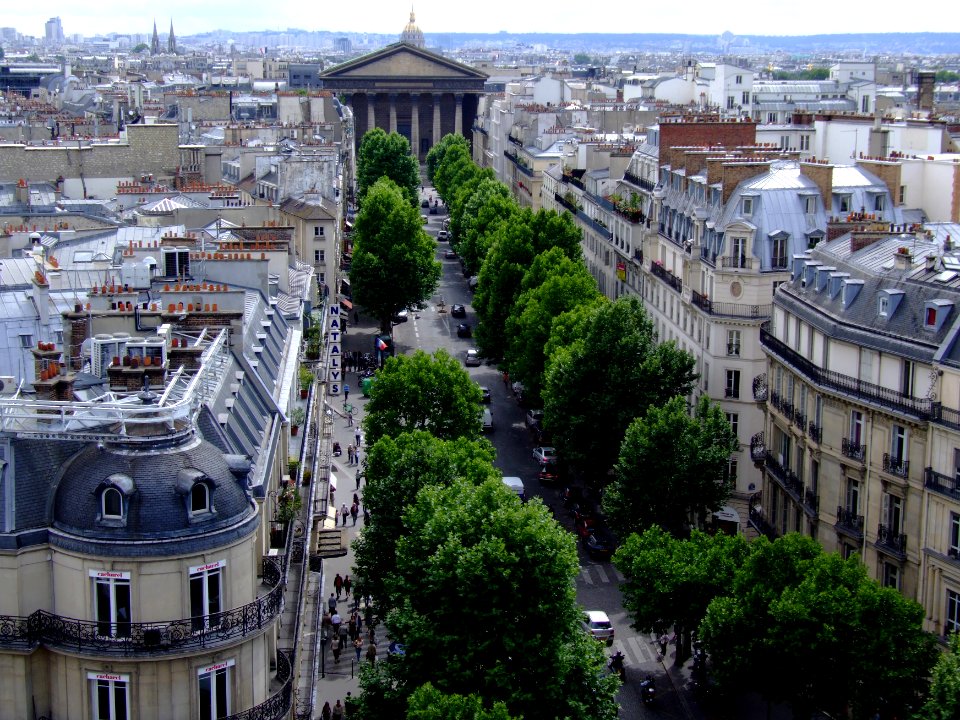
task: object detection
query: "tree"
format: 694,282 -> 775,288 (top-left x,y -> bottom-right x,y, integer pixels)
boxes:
613,526 -> 749,664
699,534 -> 938,719
503,248 -> 601,404
451,179 -> 514,272
604,395 -> 736,538
350,178 -> 441,331
473,208 -> 581,361
542,295 -> 697,472
352,430 -> 498,611
132,43 -> 149,54
363,349 -> 483,446
360,479 -> 619,720
916,632 -> 960,720
357,128 -> 420,207
426,133 -> 470,189
432,143 -> 475,203
406,683 -> 517,720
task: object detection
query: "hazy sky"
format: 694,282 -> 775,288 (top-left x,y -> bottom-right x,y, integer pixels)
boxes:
5,1 -> 944,39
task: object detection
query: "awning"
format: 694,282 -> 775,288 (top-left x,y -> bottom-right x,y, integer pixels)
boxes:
329,472 -> 337,491
713,506 -> 741,524
340,298 -> 353,310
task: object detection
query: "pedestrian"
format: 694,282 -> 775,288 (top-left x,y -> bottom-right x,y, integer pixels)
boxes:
343,383 -> 350,402
344,575 -> 352,598
334,573 -> 343,599
353,608 -> 363,637
366,641 -> 377,664
355,429 -> 362,448
341,503 -> 349,527
344,692 -> 356,718
363,506 -> 370,525
354,635 -> 363,661
327,593 -> 337,613
332,700 -> 344,720
350,502 -> 359,526
355,468 -> 363,490
347,444 -> 355,465
502,370 -> 509,389
338,621 -> 349,650
658,633 -> 669,658
331,611 -> 342,637
347,411 -> 353,427
321,701 -> 332,720
352,493 -> 360,507
355,448 -> 362,467
332,642 -> 341,664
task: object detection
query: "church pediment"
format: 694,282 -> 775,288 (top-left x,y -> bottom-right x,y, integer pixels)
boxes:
321,43 -> 487,81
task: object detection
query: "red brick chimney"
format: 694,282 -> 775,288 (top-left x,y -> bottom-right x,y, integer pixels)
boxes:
721,161 -> 771,205
800,161 -> 834,208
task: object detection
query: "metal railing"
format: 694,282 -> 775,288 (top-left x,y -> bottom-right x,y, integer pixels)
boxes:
808,422 -> 822,444
803,489 -> 820,515
924,468 -> 960,501
224,649 -> 293,720
720,256 -> 753,270
753,374 -> 768,402
623,171 -> 655,192
649,262 -> 682,293
876,524 -> 908,557
882,453 -> 909,478
690,290 -> 770,319
765,452 -> 803,499
841,438 -> 867,462
0,555 -> 283,656
750,432 -> 765,462
760,324 -> 934,420
836,506 -> 865,539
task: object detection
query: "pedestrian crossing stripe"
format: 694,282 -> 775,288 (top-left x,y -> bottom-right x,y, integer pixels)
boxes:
578,564 -> 625,586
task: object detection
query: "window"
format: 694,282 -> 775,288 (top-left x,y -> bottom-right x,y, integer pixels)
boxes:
800,135 -> 810,151
850,410 -> 864,445
725,412 -> 739,440
314,226 -> 324,237
102,488 -> 123,519
190,561 -> 224,631
55,329 -> 64,344
742,197 -> 753,215
846,478 -> 860,514
725,369 -> 740,399
742,91 -> 750,105
947,590 -> 960,634
874,194 -> 884,212
804,196 -> 816,214
703,362 -> 709,392
950,513 -> 960,557
771,235 -> 788,268
92,571 -> 131,638
727,330 -> 741,356
901,360 -> 914,396
90,673 -> 129,720
838,195 -> 851,213
19,334 -> 33,349
878,295 -> 889,317
726,95 -> 735,110
882,562 -> 901,590
882,493 -> 903,533
725,457 -> 738,485
199,660 -> 233,720
191,483 -> 210,514
926,307 -> 937,327
899,185 -> 906,204
890,425 -> 907,464
730,237 -> 746,267
735,74 -> 743,85
814,394 -> 823,428
314,249 -> 325,264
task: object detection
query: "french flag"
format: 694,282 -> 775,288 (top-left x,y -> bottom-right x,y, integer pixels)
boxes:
376,337 -> 388,351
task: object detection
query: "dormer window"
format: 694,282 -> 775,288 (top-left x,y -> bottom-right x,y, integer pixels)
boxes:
924,300 -> 954,331
176,468 -> 217,521
837,194 -> 851,213
95,473 -> 135,526
742,197 -> 753,216
102,487 -> 123,518
878,295 -> 889,317
191,483 -> 210,514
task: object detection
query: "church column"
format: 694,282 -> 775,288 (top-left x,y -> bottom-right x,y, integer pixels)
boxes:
410,94 -> 420,159
432,93 -> 442,146
389,93 -> 398,134
454,93 -> 464,136
367,94 -> 376,132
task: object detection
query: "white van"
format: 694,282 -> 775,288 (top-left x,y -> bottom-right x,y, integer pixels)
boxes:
502,476 -> 525,502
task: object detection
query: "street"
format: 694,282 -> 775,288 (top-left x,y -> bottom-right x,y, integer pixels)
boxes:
385,190 -> 693,720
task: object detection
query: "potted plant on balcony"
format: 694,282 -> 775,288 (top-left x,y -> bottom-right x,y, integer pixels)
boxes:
290,407 -> 305,436
299,366 -> 314,398
305,340 -> 321,360
276,484 -> 302,524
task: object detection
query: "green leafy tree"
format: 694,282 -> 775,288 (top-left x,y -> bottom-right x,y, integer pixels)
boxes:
426,133 -> 471,189
357,127 -> 420,207
452,179 -> 515,275
473,208 -> 581,361
916,632 -> 960,719
573,52 -> 591,64
542,295 -> 697,471
604,395 -> 736,538
700,534 -> 938,719
406,683 -> 517,720
350,178 -> 440,331
363,349 -> 483,446
352,430 -> 498,611
503,248 -> 601,404
360,479 -> 619,720
432,144 -> 475,203
613,526 -> 749,664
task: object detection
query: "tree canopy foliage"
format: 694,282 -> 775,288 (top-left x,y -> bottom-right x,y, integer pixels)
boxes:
426,134 -> 471,190
357,128 -> 420,207
916,632 -> 960,720
542,295 -> 697,471
358,479 -> 619,720
363,348 -> 483,446
452,179 -> 515,276
349,178 -> 440,331
406,684 -> 517,720
604,395 -> 736,537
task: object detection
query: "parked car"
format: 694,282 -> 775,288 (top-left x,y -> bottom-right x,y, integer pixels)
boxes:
482,408 -> 494,432
444,248 -> 458,259
582,610 -> 615,645
437,230 -> 449,241
532,446 -> 557,464
574,515 -> 598,538
429,206 -> 439,215
456,323 -> 472,338
464,348 -> 481,367
582,526 -> 618,561
502,476 -> 525,501
391,309 -> 409,324
421,215 -> 429,224
468,276 -> 479,290
525,409 -> 544,428
537,462 -> 562,485
420,199 -> 429,208
451,304 -> 466,318
478,385 -> 492,403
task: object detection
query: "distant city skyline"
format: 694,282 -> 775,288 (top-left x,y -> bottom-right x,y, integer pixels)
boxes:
1,1 -> 949,41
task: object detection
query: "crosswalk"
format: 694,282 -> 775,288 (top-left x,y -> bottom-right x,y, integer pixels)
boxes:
578,563 -> 625,587
610,633 -> 660,666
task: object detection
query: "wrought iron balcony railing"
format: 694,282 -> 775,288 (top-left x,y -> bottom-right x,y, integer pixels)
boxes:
0,556 -> 283,656
623,170 -> 656,192
691,290 -> 771,319
841,438 -> 867,462
836,506 -> 865,539
749,504 -> 777,540
882,453 -> 909,478
876,524 -> 908,558
649,261 -> 682,293
752,374 -> 768,402
925,467 -> 960,501
750,432 -> 765,462
808,422 -> 822,444
803,489 -> 820,515
792,409 -> 807,430
223,648 -> 292,720
765,452 -> 803,499
721,255 -> 753,270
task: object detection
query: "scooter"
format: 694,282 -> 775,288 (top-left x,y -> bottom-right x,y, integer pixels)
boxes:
639,675 -> 656,705
608,650 -> 625,680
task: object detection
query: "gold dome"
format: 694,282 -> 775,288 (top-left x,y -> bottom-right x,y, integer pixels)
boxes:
400,8 -> 425,48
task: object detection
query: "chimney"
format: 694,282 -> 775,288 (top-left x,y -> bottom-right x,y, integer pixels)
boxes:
800,161 -> 834,208
15,179 -> 30,206
721,161 -> 771,205
894,246 -> 913,272
917,71 -> 935,112
857,158 -> 901,205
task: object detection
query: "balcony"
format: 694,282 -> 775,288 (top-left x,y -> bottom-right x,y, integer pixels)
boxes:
792,408 -> 807,431
504,150 -> 534,177
835,506 -> 865,540
0,556 -> 283,656
760,324 -> 935,420
700,248 -> 717,267
554,191 -> 579,214
925,467 -> 960,501
720,255 -> 753,270
691,290 -> 771,319
765,451 -> 803,500
752,374 -> 768,402
841,438 -> 866,462
649,261 -> 682,293
808,422 -> 822,444
750,432 -> 765,462
749,503 -> 777,540
876,524 -> 908,559
223,649 -> 293,720
882,453 -> 909,479
623,170 -> 655,192
803,489 -> 820,516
